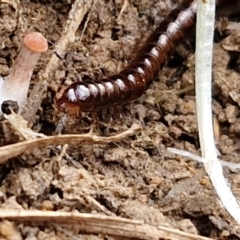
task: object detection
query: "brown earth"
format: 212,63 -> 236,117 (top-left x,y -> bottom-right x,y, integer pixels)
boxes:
0,0 -> 240,239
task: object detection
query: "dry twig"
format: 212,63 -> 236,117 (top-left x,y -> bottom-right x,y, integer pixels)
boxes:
0,210 -> 214,240
0,123 -> 141,163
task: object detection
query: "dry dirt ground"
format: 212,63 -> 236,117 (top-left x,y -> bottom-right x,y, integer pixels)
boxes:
0,0 -> 240,239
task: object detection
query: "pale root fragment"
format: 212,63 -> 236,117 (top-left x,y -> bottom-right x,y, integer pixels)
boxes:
0,32 -> 48,114
167,147 -> 240,171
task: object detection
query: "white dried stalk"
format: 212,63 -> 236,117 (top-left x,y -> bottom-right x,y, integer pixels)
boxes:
195,0 -> 240,223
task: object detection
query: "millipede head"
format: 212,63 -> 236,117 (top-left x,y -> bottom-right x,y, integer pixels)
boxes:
55,87 -> 80,116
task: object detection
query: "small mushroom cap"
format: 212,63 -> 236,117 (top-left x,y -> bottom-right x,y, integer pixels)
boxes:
24,32 -> 48,53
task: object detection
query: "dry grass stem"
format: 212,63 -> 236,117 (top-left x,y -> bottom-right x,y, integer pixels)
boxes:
0,123 -> 141,163
0,210 -> 214,240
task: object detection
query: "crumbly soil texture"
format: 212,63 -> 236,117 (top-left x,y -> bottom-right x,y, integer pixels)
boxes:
0,0 -> 240,239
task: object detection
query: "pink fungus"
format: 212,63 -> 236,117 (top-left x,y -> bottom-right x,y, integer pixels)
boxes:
0,32 -> 48,114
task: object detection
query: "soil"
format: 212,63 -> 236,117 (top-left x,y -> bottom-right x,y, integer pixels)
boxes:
0,0 -> 240,239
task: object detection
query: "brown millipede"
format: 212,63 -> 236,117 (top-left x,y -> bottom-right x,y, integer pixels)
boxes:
57,0 -> 197,114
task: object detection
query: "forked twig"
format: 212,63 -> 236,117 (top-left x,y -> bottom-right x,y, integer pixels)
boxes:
0,123 -> 141,163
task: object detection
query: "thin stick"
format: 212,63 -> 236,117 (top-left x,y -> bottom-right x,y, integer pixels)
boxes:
0,123 -> 141,163
0,210 -> 214,240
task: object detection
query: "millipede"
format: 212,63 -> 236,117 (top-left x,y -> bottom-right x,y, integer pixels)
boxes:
57,0 -> 197,114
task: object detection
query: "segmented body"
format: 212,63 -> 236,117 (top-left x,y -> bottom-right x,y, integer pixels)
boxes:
57,0 -> 197,113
